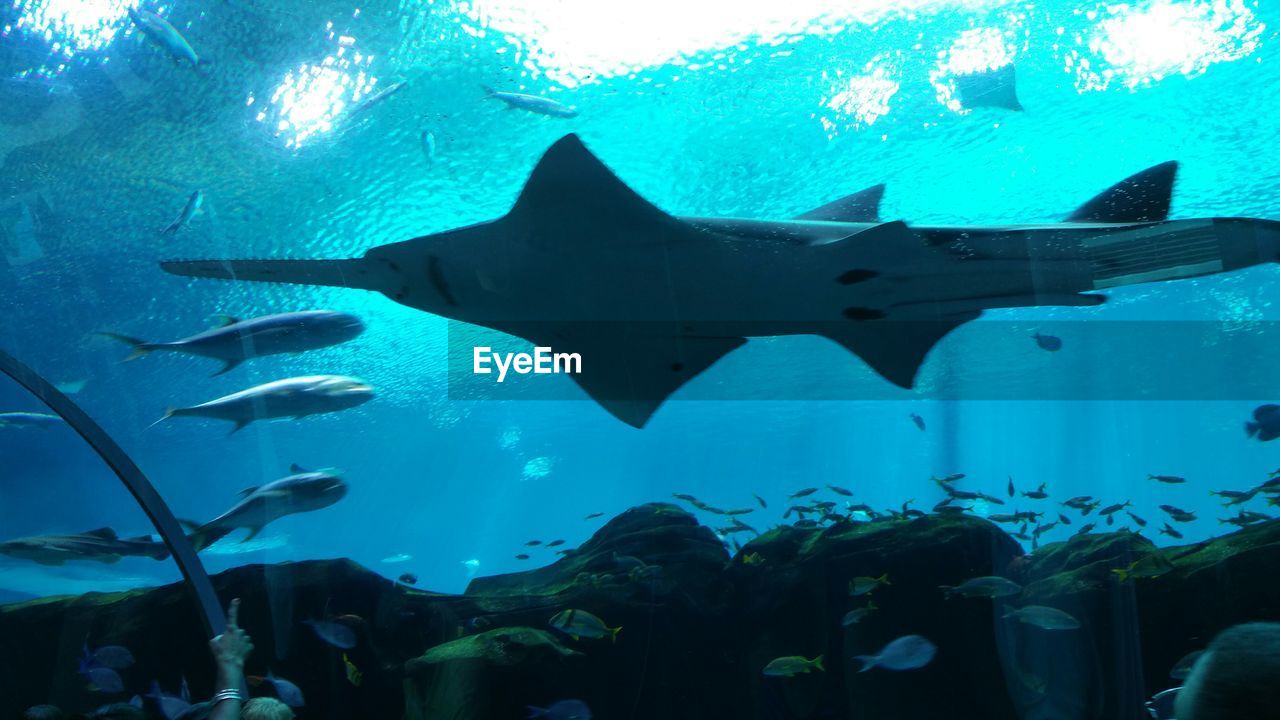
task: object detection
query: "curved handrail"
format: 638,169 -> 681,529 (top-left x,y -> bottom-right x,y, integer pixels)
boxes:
0,349 -> 226,639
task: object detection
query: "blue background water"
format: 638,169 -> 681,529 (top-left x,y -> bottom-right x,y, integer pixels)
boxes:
0,0 -> 1277,597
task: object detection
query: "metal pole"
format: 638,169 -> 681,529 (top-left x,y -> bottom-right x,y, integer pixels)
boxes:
0,349 -> 226,639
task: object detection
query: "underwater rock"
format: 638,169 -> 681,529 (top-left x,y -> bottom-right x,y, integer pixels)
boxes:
404,628 -> 583,720
3,507 -> 1280,719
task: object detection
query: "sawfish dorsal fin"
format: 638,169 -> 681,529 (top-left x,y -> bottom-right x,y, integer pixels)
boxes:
795,184 -> 885,223
238,486 -> 259,497
1066,161 -> 1177,223
290,463 -> 310,473
505,134 -> 710,249
213,314 -> 242,328
82,527 -> 118,540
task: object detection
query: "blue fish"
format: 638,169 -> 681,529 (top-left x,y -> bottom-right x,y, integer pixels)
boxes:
305,618 -> 357,649
262,670 -> 305,708
1032,332 -> 1063,352
527,699 -> 592,720
854,634 -> 937,672
86,644 -> 135,670
146,679 -> 191,719
1246,404 -> 1280,442
79,658 -> 124,693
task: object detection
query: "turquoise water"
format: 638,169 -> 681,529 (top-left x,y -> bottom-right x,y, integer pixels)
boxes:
0,0 -> 1277,605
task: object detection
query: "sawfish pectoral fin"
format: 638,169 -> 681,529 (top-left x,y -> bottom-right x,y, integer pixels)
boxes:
822,314 -> 980,388
499,322 -> 746,428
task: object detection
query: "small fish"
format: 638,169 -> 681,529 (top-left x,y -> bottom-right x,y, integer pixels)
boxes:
515,553 -> 531,560
1245,404 -> 1280,442
145,679 -> 191,717
1004,605 -> 1081,630
546,539 -> 566,547
1159,522 -> 1184,539
1058,513 -> 1072,525
849,573 -> 890,596
1012,511 -> 1043,522
1149,474 -> 1187,484
1007,477 -> 1015,497
724,508 -> 754,516
80,663 -> 124,693
1032,332 -> 1062,351
86,644 -> 135,670
1033,521 -> 1058,537
1022,483 -> 1048,500
789,488 -> 818,499
304,618 -> 356,649
940,576 -> 1022,599
258,670 -> 304,707
854,635 -> 937,672
909,413 -> 926,431
741,552 -> 764,566
753,494 -> 768,508
342,653 -> 362,686
382,553 -> 413,564
527,699 -> 592,720
1099,501 -> 1131,516
987,513 -> 1021,524
548,609 -> 621,642
350,80 -> 406,118
672,493 -> 697,502
841,602 -> 877,626
584,512 -> 604,520
482,85 -> 578,118
1074,522 -> 1096,535
762,655 -> 824,677
398,573 -> 418,585
161,190 -> 203,236
1170,649 -> 1204,680
1160,504 -> 1191,516
1112,554 -> 1173,583
420,130 -> 436,164
827,485 -> 854,496
1221,510 -> 1270,527
1210,489 -> 1259,505
1127,511 -> 1148,527
1168,511 -> 1198,523
0,411 -> 65,428
525,540 -> 543,546
127,7 -> 208,70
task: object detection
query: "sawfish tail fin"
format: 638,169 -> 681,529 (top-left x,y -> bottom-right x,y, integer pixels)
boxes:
97,332 -> 159,361
160,258 -> 381,291
185,524 -> 233,553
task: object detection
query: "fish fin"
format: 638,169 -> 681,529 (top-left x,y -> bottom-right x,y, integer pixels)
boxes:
954,63 -> 1022,111
795,184 -> 885,222
481,84 -> 496,97
503,134 -> 717,251
495,322 -> 746,428
1246,421 -> 1259,438
821,310 -> 979,389
213,314 -> 241,327
854,655 -> 877,672
238,486 -> 259,497
610,625 -> 622,643
160,222 -> 180,235
1066,161 -> 1177,223
813,654 -> 825,672
290,463 -> 310,473
83,527 -> 119,540
211,359 -> 242,376
96,332 -> 155,361
229,419 -> 251,435
242,526 -> 264,543
878,573 -> 890,584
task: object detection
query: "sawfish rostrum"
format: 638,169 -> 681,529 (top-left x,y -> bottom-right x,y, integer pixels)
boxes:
101,310 -> 364,375
159,375 -> 373,432
162,134 -> 1280,427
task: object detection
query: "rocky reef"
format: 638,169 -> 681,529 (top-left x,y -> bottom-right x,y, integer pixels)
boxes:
2,504 -> 1278,719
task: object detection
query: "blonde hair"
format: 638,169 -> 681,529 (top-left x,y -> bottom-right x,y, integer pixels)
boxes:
242,698 -> 296,720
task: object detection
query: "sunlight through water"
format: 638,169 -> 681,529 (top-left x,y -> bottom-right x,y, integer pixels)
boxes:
249,19 -> 380,149
1067,0 -> 1264,92
818,56 -> 901,135
9,0 -> 132,57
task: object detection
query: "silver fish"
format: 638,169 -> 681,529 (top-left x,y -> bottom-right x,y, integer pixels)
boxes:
100,310 -> 364,375
162,190 -> 203,235
482,85 -> 578,118
0,411 -> 64,428
128,8 -> 206,70
186,465 -> 347,550
854,634 -> 937,671
1004,605 -> 1081,630
157,375 -> 373,432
